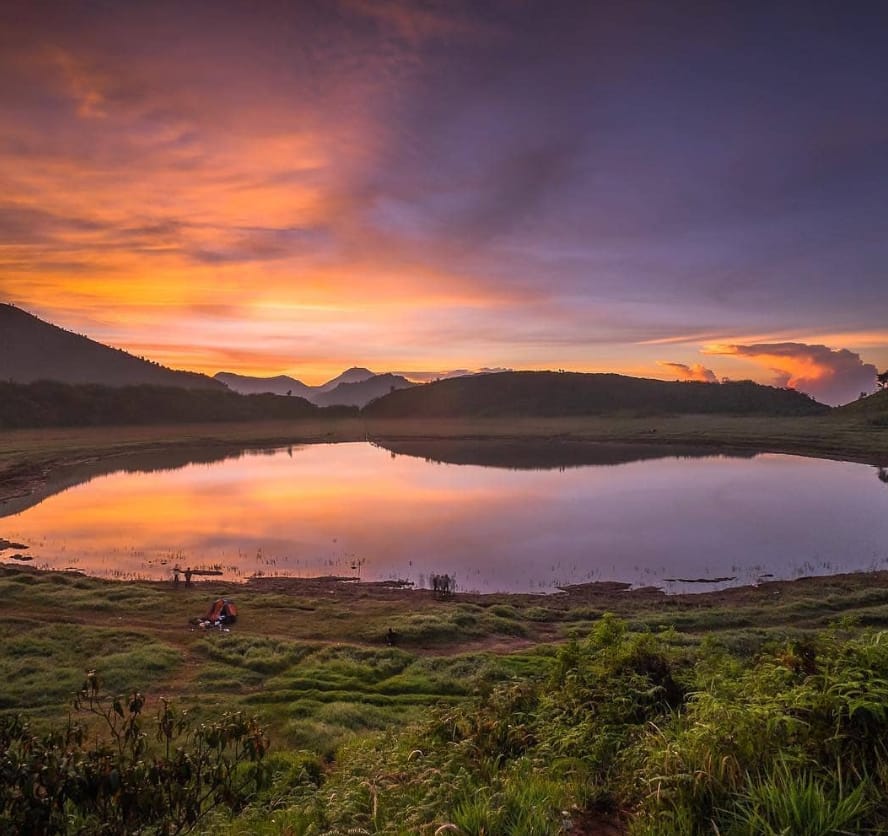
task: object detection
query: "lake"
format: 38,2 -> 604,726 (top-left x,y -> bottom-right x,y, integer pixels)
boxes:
2,441 -> 887,592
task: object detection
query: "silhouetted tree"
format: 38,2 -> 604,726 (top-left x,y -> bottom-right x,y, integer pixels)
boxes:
878,370 -> 888,390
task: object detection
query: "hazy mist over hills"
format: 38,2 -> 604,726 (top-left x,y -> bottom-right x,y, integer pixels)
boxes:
213,372 -> 316,399
312,373 -> 415,407
215,368 -> 415,407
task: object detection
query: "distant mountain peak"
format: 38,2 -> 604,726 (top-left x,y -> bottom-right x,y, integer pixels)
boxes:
215,367 -> 413,406
318,367 -> 375,391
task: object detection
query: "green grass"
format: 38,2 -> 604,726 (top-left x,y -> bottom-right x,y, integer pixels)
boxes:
0,623 -> 181,714
725,763 -> 872,836
209,621 -> 888,835
195,634 -> 319,674
5,564 -> 888,833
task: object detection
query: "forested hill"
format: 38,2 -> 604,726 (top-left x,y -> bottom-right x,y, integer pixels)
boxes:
0,304 -> 224,389
0,381 -> 356,429
362,371 -> 830,418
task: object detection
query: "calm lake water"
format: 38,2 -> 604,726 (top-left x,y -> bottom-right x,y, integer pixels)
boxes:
2,441 -> 887,593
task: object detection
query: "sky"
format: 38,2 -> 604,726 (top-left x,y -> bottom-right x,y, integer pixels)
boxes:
1,0 -> 887,404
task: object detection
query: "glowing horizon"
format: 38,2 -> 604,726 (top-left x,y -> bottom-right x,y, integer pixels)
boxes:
2,2 -> 887,403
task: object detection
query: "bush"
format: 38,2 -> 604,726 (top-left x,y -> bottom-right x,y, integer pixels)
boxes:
0,672 -> 269,835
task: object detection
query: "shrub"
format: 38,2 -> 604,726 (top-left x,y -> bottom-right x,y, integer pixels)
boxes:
0,672 -> 269,835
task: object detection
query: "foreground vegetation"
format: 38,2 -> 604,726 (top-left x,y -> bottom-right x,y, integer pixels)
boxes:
223,618 -> 888,835
4,567 -> 888,833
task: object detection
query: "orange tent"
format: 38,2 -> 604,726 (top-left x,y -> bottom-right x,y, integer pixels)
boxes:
203,598 -> 238,624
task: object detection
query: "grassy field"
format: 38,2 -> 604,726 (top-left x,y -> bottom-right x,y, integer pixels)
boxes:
6,565 -> 888,720
4,412 -> 888,832
4,566 -> 888,833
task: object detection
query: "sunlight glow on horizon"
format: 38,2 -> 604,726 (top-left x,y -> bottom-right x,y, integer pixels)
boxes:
2,2 -> 887,402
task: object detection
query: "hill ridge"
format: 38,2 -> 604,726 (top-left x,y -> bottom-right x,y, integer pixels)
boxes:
0,304 -> 223,390
363,371 -> 830,418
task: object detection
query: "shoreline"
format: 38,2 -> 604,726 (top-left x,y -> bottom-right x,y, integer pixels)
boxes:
2,414 -> 888,508
3,560 -> 888,612
3,417 -> 888,603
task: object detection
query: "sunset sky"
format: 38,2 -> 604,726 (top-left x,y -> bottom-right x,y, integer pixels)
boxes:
2,0 -> 887,404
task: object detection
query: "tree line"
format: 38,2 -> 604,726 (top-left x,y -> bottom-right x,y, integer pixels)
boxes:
0,381 -> 357,429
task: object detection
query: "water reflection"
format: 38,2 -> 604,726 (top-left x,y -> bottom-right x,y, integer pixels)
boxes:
373,439 -> 756,470
0,445 -> 270,518
2,442 -> 888,592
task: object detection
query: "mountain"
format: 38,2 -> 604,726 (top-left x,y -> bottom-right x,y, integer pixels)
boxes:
216,367 -> 376,397
215,367 -> 410,407
313,373 -> 416,407
316,367 -> 375,392
0,304 -> 224,389
214,372 -> 314,399
363,371 -> 831,418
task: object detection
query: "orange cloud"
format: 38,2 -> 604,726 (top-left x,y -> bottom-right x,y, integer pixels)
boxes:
0,16 -> 539,380
704,342 -> 878,405
4,6 -> 885,386
49,48 -> 108,119
657,362 -> 718,383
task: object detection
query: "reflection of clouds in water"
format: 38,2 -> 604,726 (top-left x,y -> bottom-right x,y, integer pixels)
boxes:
4,443 -> 888,592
